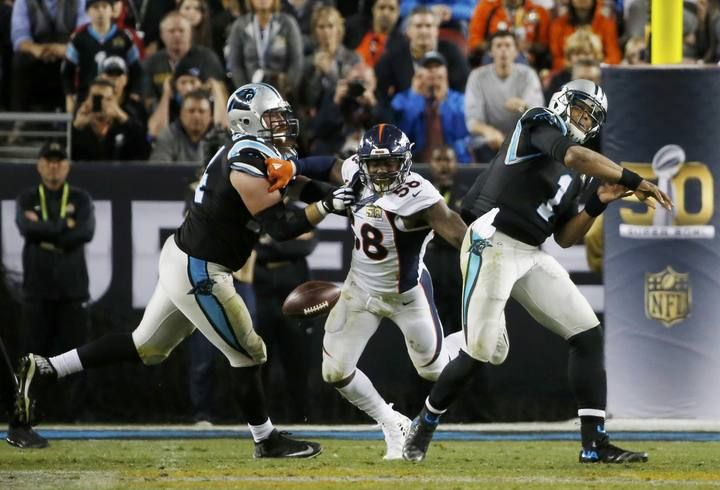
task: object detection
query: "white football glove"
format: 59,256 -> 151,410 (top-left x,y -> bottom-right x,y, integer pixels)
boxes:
319,186 -> 356,216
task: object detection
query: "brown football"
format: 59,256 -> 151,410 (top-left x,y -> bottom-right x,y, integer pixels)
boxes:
282,281 -> 341,319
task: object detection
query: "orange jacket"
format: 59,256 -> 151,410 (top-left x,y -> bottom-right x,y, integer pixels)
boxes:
468,0 -> 550,51
549,11 -> 622,70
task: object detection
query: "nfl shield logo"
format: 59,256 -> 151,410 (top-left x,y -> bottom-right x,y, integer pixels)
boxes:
644,267 -> 691,327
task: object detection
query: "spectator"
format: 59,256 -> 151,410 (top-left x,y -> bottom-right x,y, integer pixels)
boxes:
112,0 -> 145,58
71,78 -> 149,161
284,0 -> 334,53
99,55 -> 148,130
467,0 -> 551,70
62,0 -> 142,113
15,141 -> 95,420
142,11 -> 225,109
138,0 -> 176,56
423,145 -> 468,336
150,89 -> 216,163
544,27 -> 603,102
299,6 -> 360,121
345,0 -> 402,67
10,0 -> 89,111
549,0 -> 621,71
623,36 -> 647,65
464,30 -> 544,162
226,0 -> 304,99
254,230 -> 318,423
375,5 -> 469,103
309,61 -> 394,156
147,56 -> 228,138
391,51 -> 470,163
178,0 -> 214,48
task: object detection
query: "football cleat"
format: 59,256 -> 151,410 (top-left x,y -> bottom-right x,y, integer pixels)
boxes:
254,430 -> 322,458
16,354 -> 57,426
579,441 -> 648,463
6,423 -> 48,449
381,410 -> 411,460
402,412 -> 438,462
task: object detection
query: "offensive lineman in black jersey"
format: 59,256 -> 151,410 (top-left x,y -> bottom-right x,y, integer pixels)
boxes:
13,83 -> 354,457
403,79 -> 672,464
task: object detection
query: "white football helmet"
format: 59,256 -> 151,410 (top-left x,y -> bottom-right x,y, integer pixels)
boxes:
226,83 -> 299,146
548,79 -> 608,144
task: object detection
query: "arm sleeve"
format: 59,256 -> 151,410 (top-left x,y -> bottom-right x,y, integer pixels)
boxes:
253,201 -> 314,241
528,125 -> 578,164
11,0 -> 31,51
57,192 -> 95,250
15,192 -> 64,241
294,155 -> 337,181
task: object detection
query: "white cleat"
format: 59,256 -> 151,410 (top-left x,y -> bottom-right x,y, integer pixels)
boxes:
381,410 -> 412,460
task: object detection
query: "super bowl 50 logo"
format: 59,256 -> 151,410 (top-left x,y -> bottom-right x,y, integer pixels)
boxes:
619,144 -> 715,239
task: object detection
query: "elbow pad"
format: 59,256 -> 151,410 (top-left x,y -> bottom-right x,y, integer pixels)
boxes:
254,202 -> 313,241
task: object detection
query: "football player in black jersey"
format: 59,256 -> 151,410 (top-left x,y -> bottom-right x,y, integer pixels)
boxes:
14,83 -> 354,457
402,79 -> 672,464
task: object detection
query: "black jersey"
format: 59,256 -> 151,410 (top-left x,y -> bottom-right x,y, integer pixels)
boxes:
175,135 -> 284,271
63,24 -> 142,100
462,107 -> 585,246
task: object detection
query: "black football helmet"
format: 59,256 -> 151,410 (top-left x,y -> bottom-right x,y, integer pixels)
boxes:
357,124 -> 413,194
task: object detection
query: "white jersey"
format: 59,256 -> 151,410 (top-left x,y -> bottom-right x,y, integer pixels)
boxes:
341,156 -> 442,293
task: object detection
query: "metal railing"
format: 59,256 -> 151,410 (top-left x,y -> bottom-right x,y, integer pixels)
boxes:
0,112 -> 72,163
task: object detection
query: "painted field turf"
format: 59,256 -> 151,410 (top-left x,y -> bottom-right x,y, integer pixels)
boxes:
1,439 -> 719,489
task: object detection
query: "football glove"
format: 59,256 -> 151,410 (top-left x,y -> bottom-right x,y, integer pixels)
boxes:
319,186 -> 355,216
265,157 -> 296,193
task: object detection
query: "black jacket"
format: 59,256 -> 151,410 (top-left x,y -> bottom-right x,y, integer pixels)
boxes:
16,183 -> 95,300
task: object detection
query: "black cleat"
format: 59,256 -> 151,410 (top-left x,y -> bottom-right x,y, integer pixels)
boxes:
254,430 -> 322,458
16,354 -> 57,426
6,423 -> 48,449
402,413 -> 438,462
579,441 -> 648,463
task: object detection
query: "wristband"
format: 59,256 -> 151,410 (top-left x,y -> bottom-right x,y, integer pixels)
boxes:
583,192 -> 607,218
315,201 -> 329,217
618,168 -> 643,190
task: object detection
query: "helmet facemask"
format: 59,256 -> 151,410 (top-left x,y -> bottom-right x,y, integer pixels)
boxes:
259,108 -> 299,147
358,154 -> 409,194
564,92 -> 606,144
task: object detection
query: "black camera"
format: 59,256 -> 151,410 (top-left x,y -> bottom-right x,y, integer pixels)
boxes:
347,79 -> 366,98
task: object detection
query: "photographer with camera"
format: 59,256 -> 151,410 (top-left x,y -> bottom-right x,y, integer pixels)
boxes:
71,78 -> 149,161
308,61 -> 393,156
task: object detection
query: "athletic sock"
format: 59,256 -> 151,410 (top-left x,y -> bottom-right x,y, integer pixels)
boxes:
248,418 -> 274,443
334,369 -> 395,425
579,410 -> 608,449
428,350 -> 482,410
76,332 -> 142,369
235,366 -> 270,426
49,349 -> 83,379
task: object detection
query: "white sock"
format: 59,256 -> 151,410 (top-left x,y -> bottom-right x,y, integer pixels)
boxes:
49,349 -> 84,379
248,418 -> 274,442
335,369 -> 395,425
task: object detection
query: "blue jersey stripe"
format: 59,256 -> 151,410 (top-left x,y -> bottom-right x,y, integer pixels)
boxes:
187,257 -> 250,357
462,231 -> 483,339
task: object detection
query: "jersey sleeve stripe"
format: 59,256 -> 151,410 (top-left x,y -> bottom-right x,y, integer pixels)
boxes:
230,162 -> 265,177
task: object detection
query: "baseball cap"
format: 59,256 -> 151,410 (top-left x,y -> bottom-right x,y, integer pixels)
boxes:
85,0 -> 112,10
173,57 -> 208,83
420,50 -> 447,68
101,56 -> 127,76
38,141 -> 68,161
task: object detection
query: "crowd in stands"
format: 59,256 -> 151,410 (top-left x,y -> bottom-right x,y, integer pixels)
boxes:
2,0 -> 720,165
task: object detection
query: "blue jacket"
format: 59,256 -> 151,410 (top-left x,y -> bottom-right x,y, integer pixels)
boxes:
391,88 -> 471,163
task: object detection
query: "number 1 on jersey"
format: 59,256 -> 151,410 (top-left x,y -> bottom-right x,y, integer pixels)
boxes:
536,174 -> 572,222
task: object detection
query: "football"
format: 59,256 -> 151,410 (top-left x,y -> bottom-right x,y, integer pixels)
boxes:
282,281 -> 341,319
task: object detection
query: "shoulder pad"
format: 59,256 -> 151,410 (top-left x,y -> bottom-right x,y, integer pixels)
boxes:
520,107 -> 568,135
227,137 -> 282,177
341,155 -> 360,184
376,173 -> 442,217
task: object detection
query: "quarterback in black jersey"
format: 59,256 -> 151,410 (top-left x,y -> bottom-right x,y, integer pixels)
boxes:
14,83 -> 354,458
404,79 -> 672,464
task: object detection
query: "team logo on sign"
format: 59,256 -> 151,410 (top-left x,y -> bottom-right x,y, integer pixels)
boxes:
619,144 -> 715,239
645,266 -> 691,327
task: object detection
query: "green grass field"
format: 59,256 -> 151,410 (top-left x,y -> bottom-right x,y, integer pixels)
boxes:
1,439 -> 719,489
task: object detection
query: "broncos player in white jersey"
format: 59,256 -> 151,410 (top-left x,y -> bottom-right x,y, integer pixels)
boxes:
266,124 -> 468,459
13,83 -> 354,457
